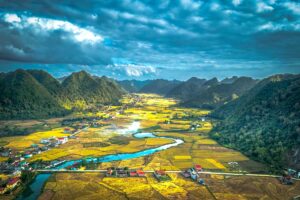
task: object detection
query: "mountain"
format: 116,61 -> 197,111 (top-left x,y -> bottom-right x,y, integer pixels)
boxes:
139,79 -> 182,95
167,77 -> 207,100
61,71 -> 126,109
0,70 -> 126,119
211,74 -> 300,171
221,76 -> 239,84
27,69 -> 63,97
168,77 -> 257,109
118,80 -> 151,93
0,69 -> 67,119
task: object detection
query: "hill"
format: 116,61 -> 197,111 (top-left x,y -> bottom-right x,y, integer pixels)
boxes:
139,79 -> 182,95
0,69 -> 67,119
61,71 -> 125,109
211,74 -> 300,171
0,70 -> 125,119
167,77 -> 207,100
27,69 -> 63,97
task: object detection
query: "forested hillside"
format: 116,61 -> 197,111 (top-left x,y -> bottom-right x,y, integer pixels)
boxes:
138,79 -> 182,95
211,74 -> 300,171
167,77 -> 257,109
0,70 -> 125,119
0,69 -> 67,119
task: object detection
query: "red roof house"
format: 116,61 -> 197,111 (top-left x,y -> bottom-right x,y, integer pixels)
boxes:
194,164 -> 202,171
129,171 -> 137,177
136,169 -> 145,177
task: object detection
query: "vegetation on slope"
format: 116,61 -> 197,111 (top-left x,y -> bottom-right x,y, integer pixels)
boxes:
211,74 -> 300,171
168,77 -> 257,109
139,79 -> 182,95
61,71 -> 126,109
0,70 -> 125,119
118,80 -> 151,92
0,69 -> 67,119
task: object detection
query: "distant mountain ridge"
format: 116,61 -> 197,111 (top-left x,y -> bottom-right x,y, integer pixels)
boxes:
119,76 -> 258,109
0,69 -> 125,119
167,76 -> 258,109
118,80 -> 151,93
139,79 -> 182,95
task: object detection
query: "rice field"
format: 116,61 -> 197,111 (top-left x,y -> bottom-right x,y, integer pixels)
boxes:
2,93 -> 280,199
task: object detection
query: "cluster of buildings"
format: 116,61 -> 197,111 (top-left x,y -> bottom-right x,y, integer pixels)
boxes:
181,164 -> 205,185
0,127 -> 81,195
106,167 -> 145,177
40,136 -> 69,147
279,168 -> 300,185
0,177 -> 21,194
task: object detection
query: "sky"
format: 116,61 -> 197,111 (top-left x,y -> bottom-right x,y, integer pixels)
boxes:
0,0 -> 300,80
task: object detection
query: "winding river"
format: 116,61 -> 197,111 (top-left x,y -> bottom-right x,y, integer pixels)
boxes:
17,122 -> 184,200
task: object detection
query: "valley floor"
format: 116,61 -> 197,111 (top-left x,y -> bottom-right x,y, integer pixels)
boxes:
0,94 -> 299,200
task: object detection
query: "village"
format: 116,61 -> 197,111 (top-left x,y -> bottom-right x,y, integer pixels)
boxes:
0,118 -> 96,195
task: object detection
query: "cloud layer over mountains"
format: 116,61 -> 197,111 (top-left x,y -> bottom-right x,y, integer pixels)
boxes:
0,0 -> 299,79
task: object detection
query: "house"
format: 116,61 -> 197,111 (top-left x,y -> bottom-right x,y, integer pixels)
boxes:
136,169 -> 145,177
40,139 -> 50,144
24,152 -> 32,158
31,144 -> 39,148
279,175 -> 293,185
154,170 -> 171,181
181,170 -> 191,178
7,177 -> 21,189
41,146 -> 49,151
64,128 -> 71,133
57,137 -> 68,144
106,168 -> 114,176
194,164 -> 202,172
129,171 -> 137,177
198,178 -> 205,185
191,173 -> 198,181
154,170 -> 166,177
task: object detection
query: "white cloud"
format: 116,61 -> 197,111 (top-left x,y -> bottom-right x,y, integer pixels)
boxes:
107,63 -> 156,77
232,0 -> 242,7
257,22 -> 300,32
181,0 -> 202,10
257,2 -> 274,13
283,2 -> 300,15
3,13 -> 21,23
210,3 -> 220,11
3,13 -> 103,44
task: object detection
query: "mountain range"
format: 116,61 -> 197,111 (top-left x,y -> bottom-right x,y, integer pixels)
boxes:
0,69 -> 125,119
119,76 -> 258,109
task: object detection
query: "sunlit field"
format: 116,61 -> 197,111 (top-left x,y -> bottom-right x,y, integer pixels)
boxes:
0,93 -> 263,170
1,93 -> 296,199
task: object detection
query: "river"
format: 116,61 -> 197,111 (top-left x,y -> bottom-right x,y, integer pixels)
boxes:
17,122 -> 184,200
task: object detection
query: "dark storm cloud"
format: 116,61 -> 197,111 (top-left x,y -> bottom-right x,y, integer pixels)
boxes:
0,0 -> 299,79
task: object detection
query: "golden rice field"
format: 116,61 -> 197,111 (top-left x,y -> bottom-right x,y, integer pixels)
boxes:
1,128 -> 72,150
2,93 -> 285,199
39,172 -> 300,200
